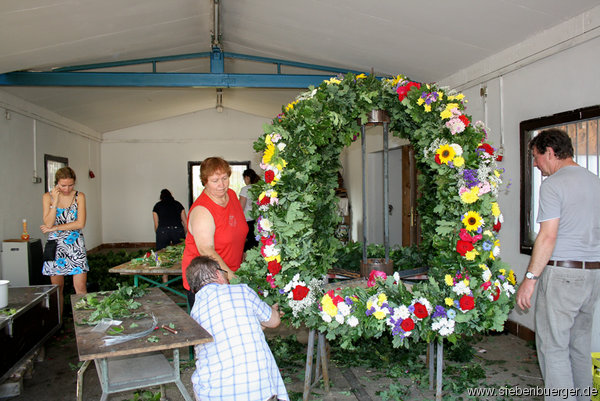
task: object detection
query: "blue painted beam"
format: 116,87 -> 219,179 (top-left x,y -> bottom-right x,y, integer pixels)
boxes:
0,71 -> 336,88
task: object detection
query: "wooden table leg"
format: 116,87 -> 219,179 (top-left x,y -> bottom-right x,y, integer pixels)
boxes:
76,360 -> 91,401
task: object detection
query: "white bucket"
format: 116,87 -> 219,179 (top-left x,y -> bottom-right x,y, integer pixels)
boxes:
0,280 -> 9,309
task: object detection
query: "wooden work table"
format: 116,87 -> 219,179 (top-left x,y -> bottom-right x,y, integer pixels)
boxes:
71,287 -> 212,401
109,261 -> 187,303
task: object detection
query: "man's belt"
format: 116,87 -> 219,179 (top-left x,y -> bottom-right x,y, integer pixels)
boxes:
548,260 -> 600,269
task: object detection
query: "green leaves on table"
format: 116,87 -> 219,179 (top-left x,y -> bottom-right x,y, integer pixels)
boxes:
75,284 -> 148,325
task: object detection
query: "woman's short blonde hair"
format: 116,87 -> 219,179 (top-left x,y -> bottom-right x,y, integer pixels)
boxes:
200,157 -> 231,185
54,166 -> 76,185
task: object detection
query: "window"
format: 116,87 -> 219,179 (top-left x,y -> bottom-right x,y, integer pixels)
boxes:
520,105 -> 600,254
187,161 -> 250,207
44,154 -> 68,193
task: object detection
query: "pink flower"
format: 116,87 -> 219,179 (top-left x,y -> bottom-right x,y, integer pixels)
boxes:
396,82 -> 421,101
367,270 -> 387,287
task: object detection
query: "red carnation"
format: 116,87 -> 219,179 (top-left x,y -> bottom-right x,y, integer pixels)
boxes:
396,82 -> 421,101
259,196 -> 270,205
493,221 -> 501,232
400,317 -> 415,332
434,153 -> 442,165
267,260 -> 281,275
458,114 -> 470,127
478,143 -> 495,155
492,286 -> 501,302
459,294 -> 475,311
292,285 -> 309,301
456,240 -> 474,256
265,170 -> 275,183
413,302 -> 429,319
261,234 -> 275,246
332,295 -> 345,306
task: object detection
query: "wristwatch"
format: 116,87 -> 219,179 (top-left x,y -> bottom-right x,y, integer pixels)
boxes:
525,271 -> 539,280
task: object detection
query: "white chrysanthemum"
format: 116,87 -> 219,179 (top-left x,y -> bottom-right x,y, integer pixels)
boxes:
277,143 -> 286,151
335,314 -> 345,324
502,282 -> 515,295
262,244 -> 280,258
338,302 -> 351,317
260,218 -> 273,232
395,305 -> 410,320
432,318 -> 455,336
450,144 -> 463,155
452,280 -> 471,296
347,316 -> 359,327
393,272 -> 400,283
321,311 -> 332,323
482,269 -> 492,282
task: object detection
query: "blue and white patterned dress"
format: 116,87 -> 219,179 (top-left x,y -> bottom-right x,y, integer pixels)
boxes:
42,191 -> 89,276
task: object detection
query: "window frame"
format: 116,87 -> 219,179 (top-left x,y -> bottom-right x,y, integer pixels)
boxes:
44,154 -> 69,193
519,104 -> 600,254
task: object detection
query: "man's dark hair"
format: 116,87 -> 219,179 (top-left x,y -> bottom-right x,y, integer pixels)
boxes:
529,128 -> 574,159
186,256 -> 221,293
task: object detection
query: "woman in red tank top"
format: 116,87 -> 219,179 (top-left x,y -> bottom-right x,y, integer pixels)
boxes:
182,157 -> 248,307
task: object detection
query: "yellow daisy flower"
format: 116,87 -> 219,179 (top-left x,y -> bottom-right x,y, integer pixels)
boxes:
460,187 -> 480,204
436,144 -> 456,164
325,77 -> 341,85
262,144 -> 275,164
507,270 -> 516,285
377,293 -> 387,305
445,274 -> 454,286
491,202 -> 501,217
465,249 -> 479,260
424,104 -> 432,112
417,97 -> 425,106
453,156 -> 465,167
462,211 -> 484,231
445,297 -> 454,306
373,310 -> 386,320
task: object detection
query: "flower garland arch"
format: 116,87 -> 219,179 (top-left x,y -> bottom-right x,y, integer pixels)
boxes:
235,73 -> 517,348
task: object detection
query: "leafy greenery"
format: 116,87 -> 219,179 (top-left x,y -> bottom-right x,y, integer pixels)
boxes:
87,249 -> 149,292
235,73 -> 516,349
333,242 -> 425,272
120,390 -> 162,401
129,244 -> 184,268
74,284 -> 148,325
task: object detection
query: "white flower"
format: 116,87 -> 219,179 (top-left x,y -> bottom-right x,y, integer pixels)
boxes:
394,305 -> 410,320
432,318 -> 455,336
452,280 -> 471,296
260,218 -> 272,232
416,297 -> 432,313
338,302 -> 351,317
347,316 -> 359,327
321,311 -> 332,323
262,244 -> 279,258
277,143 -> 286,151
502,282 -> 515,295
450,143 -> 463,155
393,272 -> 400,283
335,314 -> 345,324
482,269 -> 492,282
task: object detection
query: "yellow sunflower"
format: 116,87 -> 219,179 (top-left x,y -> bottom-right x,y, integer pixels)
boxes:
262,143 -> 275,164
462,211 -> 483,231
436,144 -> 456,164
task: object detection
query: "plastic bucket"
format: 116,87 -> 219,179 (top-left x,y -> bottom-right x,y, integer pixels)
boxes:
0,280 -> 9,309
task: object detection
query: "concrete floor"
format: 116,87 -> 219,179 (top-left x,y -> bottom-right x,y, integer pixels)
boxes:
4,315 -> 544,401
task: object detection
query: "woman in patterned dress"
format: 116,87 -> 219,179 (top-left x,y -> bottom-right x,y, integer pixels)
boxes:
41,167 -> 88,317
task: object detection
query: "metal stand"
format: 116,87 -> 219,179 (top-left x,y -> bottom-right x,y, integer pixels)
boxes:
428,339 -> 444,401
303,329 -> 330,401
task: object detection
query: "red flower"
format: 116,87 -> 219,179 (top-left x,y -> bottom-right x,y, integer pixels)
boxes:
400,317 -> 415,332
367,270 -> 387,287
492,286 -> 501,301
413,303 -> 429,319
267,260 -> 281,275
459,294 -> 475,311
434,154 -> 441,164
332,295 -> 345,306
493,221 -> 501,232
259,196 -> 270,205
478,143 -> 495,155
458,114 -> 470,127
265,274 -> 276,289
456,240 -> 474,256
292,285 -> 309,301
265,170 -> 275,183
480,281 -> 492,290
261,234 -> 276,246
396,82 -> 421,101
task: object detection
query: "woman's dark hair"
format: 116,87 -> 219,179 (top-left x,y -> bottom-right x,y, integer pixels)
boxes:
529,128 -> 574,160
160,189 -> 174,201
243,168 -> 260,184
186,256 -> 221,293
54,166 -> 76,185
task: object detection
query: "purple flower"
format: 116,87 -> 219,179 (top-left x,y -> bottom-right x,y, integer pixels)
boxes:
463,169 -> 479,187
345,296 -> 354,305
408,304 -> 415,313
432,305 -> 447,318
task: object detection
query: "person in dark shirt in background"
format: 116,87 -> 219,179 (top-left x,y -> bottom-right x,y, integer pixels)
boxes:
152,189 -> 187,250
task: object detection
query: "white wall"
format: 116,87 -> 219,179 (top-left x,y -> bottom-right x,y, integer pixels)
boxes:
0,90 -> 103,279
101,108 -> 268,243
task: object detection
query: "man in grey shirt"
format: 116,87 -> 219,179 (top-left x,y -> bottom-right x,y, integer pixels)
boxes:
516,128 -> 600,401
